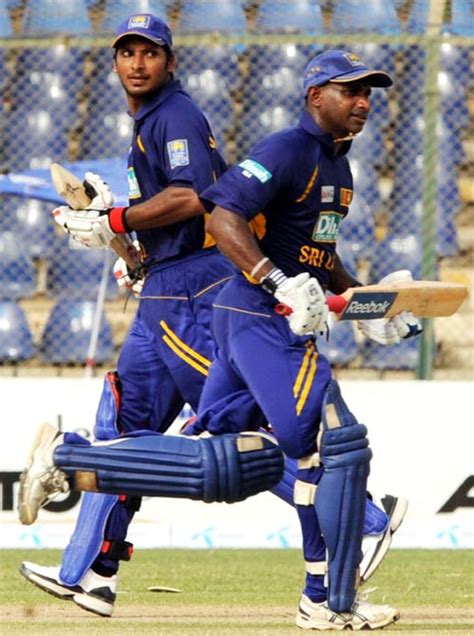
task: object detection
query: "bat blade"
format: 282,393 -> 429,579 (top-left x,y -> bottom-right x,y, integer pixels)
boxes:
331,281 -> 468,320
50,163 -> 141,271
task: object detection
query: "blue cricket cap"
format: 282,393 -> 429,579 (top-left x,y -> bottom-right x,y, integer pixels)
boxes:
303,49 -> 393,95
112,14 -> 173,50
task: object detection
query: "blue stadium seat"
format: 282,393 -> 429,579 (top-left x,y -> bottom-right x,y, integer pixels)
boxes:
0,1 -> 13,37
338,193 -> 376,262
349,43 -> 397,80
444,0 -> 474,36
0,300 -> 35,362
100,0 -> 170,32
0,197 -> 58,259
348,159 -> 382,216
177,45 -> 241,92
10,47 -> 85,128
348,117 -> 387,167
331,0 -> 400,34
4,108 -> 69,171
336,237 -> 358,278
440,42 -> 472,87
46,239 -> 118,300
0,231 -> 37,299
405,0 -> 429,33
180,68 -> 234,144
368,234 -> 423,283
316,321 -> 359,367
39,298 -> 114,364
255,0 -> 324,34
238,104 -> 297,158
79,111 -> 135,159
360,337 -> 420,371
397,46 -> 470,132
178,0 -> 247,33
388,157 -> 461,258
391,113 -> 465,170
23,0 -> 92,35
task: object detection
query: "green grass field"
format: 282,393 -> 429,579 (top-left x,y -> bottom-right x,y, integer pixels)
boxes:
1,549 -> 473,634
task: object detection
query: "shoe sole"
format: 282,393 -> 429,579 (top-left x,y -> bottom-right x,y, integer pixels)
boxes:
361,498 -> 408,583
296,609 -> 400,630
20,564 -> 113,617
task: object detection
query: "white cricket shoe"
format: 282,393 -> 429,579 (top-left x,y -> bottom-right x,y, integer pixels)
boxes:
360,494 -> 409,583
20,562 -> 116,617
18,422 -> 69,525
296,594 -> 400,631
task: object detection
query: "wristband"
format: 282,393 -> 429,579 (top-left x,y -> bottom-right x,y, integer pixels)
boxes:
250,257 -> 270,280
109,207 -> 130,234
260,267 -> 288,295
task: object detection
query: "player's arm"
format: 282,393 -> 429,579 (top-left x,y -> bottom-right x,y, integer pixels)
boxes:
327,252 -> 362,295
207,207 -> 272,277
207,207 -> 328,336
124,186 -> 205,230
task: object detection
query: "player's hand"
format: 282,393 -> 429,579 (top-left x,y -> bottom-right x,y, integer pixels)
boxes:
275,272 -> 328,336
52,205 -> 129,248
84,171 -> 114,211
358,270 -> 423,345
113,249 -> 145,298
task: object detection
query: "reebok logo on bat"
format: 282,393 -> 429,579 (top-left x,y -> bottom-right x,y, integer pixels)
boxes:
340,291 -> 397,320
346,300 -> 391,315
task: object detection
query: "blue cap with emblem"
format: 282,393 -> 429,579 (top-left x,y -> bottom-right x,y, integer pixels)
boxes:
112,13 -> 173,50
303,49 -> 393,95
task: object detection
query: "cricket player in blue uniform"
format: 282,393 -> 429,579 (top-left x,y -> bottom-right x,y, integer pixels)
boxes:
183,49 -> 422,629
18,45 -> 415,628
20,13 -> 237,616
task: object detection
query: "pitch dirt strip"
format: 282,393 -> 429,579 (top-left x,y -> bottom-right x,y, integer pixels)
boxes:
2,604 -> 474,627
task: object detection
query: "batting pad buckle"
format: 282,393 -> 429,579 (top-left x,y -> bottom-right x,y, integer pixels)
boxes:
100,539 -> 133,562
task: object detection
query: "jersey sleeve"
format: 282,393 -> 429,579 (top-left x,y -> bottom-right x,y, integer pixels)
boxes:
200,133 -> 299,220
157,99 -> 221,194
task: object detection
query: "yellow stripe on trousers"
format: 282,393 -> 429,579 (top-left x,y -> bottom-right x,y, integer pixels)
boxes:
160,320 -> 211,376
293,345 -> 318,416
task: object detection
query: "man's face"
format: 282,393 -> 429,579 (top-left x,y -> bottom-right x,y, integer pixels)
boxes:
114,36 -> 175,98
310,81 -> 372,138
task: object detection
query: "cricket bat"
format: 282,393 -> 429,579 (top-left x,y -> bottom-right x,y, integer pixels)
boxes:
50,163 -> 141,271
276,281 -> 468,321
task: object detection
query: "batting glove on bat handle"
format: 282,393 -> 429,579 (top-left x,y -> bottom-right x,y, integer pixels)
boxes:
275,295 -> 346,316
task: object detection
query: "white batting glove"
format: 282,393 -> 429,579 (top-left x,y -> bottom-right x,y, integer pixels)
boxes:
84,171 -> 114,211
113,255 -> 144,298
358,270 -> 423,345
264,269 -> 328,336
52,204 -> 129,249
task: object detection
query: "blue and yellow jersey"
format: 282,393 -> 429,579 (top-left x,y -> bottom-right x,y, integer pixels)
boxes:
127,79 -> 227,265
200,111 -> 353,289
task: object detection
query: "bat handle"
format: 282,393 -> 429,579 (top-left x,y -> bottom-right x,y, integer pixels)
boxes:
275,295 -> 347,317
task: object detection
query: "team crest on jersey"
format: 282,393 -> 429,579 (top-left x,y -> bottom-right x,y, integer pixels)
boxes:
239,159 -> 272,183
321,185 -> 334,203
167,139 -> 190,168
128,15 -> 151,29
312,211 -> 343,242
127,166 -> 141,199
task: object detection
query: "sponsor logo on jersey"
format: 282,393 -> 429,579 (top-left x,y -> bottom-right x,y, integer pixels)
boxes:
340,292 -> 397,320
238,159 -> 272,183
321,185 -> 334,203
127,166 -> 141,199
340,187 -> 353,206
312,211 -> 343,242
128,15 -> 151,29
167,139 -> 190,168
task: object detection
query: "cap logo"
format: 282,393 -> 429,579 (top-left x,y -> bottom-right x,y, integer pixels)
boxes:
343,53 -> 365,67
128,15 -> 151,29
